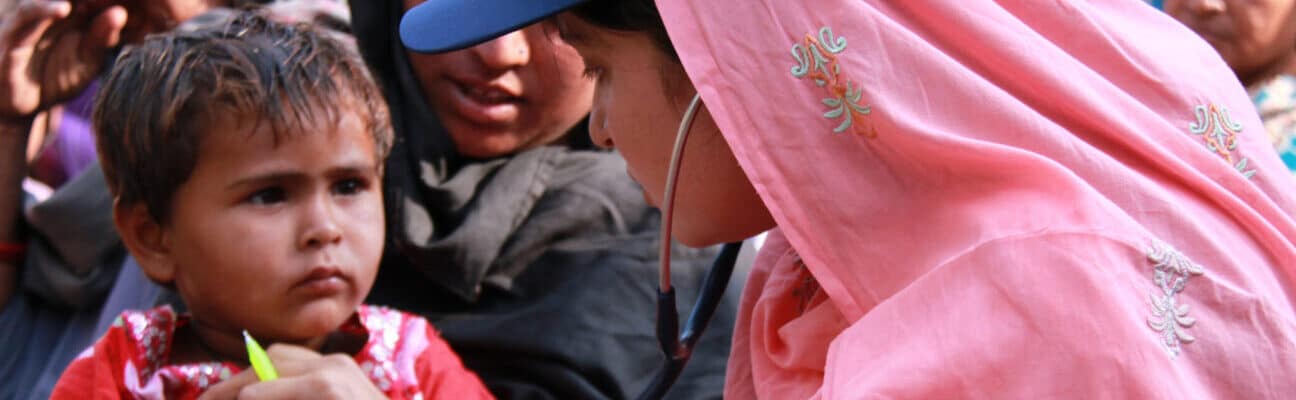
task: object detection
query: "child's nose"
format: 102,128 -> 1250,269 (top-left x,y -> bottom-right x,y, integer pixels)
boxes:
299,198 -> 343,249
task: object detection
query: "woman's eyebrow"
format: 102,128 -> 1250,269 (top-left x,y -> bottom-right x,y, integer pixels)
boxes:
553,18 -> 604,49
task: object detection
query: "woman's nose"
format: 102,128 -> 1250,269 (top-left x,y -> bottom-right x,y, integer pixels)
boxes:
472,30 -> 531,70
1183,0 -> 1226,14
588,109 -> 614,149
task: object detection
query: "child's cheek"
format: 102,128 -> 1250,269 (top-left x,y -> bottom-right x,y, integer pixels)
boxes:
347,191 -> 386,266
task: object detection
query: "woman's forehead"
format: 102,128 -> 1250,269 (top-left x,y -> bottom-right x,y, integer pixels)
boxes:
555,13 -> 626,51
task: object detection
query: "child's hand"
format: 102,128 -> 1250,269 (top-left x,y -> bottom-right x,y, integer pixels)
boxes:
198,343 -> 389,400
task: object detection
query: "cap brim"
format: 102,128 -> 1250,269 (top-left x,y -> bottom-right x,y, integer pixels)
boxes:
400,0 -> 587,53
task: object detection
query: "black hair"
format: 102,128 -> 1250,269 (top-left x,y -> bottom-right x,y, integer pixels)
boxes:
569,0 -> 676,59
95,11 -> 392,223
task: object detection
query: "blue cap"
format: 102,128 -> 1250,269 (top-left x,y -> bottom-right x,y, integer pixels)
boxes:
400,0 -> 588,53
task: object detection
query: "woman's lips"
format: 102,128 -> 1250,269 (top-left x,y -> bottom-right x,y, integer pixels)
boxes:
1182,19 -> 1233,44
446,78 -> 523,126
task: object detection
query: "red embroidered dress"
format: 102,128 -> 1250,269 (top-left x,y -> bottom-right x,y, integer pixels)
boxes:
51,305 -> 493,399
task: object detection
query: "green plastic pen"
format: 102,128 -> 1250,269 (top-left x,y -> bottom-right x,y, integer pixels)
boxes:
242,330 -> 279,381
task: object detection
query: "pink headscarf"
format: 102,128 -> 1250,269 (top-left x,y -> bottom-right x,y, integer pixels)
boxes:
657,0 -> 1296,398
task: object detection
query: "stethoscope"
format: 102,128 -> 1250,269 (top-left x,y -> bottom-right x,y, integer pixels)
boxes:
637,93 -> 744,400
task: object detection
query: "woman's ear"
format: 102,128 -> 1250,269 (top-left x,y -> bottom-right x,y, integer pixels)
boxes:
113,199 -> 176,285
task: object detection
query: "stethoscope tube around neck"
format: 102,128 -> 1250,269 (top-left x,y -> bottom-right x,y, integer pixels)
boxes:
637,93 -> 743,400
657,93 -> 704,292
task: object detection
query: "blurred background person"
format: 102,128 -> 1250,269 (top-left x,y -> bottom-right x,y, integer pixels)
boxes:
1165,0 -> 1296,175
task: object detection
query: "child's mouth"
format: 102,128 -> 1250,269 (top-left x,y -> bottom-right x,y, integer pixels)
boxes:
294,266 -> 349,296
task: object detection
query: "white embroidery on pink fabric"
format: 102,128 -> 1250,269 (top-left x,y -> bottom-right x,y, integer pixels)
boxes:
1145,240 -> 1204,359
1189,104 -> 1256,178
790,26 -> 875,137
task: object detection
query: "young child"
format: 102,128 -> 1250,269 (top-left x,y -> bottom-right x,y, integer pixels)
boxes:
402,0 -> 1296,398
49,11 -> 492,400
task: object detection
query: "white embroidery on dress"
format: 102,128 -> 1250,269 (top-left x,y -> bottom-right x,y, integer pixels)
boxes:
1145,240 -> 1205,359
361,306 -> 403,392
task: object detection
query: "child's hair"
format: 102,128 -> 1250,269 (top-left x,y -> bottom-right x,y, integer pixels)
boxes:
93,10 -> 392,223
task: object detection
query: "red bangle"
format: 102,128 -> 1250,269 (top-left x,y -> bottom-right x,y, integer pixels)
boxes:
0,242 -> 26,264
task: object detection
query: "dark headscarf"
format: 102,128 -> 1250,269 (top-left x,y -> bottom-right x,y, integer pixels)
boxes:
351,1 -> 604,302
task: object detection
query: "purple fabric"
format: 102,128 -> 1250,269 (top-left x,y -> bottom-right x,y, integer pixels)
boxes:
52,114 -> 96,181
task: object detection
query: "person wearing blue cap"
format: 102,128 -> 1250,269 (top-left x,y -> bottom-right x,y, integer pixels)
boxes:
219,1 -> 735,399
192,0 -> 739,397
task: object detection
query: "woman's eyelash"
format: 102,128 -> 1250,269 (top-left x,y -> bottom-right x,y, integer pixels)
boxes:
582,66 -> 603,79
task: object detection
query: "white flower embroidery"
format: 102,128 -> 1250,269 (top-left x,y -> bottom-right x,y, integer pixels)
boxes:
1146,240 -> 1205,359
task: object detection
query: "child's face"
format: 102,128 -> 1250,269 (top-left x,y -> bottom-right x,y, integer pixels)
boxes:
1165,0 -> 1296,84
554,14 -> 774,247
132,111 -> 384,343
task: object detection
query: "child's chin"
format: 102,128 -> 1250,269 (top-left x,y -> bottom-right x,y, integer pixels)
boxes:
284,301 -> 359,336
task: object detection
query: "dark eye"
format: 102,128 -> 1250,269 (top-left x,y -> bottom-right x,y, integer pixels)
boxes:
246,187 -> 286,205
582,66 -> 604,80
332,178 -> 367,196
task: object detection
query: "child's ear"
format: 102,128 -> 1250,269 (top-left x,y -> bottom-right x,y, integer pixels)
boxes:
113,199 -> 176,285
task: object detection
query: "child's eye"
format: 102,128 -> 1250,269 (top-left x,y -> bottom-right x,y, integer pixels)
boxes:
332,178 -> 368,196
582,66 -> 604,80
246,187 -> 286,205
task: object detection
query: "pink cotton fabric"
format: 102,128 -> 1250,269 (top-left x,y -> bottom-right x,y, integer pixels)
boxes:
654,0 -> 1296,398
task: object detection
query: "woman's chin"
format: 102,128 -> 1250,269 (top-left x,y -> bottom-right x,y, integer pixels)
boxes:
674,226 -> 756,248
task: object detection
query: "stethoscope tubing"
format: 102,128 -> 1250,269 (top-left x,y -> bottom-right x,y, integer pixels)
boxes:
637,93 -> 742,400
656,93 -> 704,291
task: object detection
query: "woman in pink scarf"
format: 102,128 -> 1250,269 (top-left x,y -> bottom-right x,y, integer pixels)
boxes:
401,0 -> 1296,397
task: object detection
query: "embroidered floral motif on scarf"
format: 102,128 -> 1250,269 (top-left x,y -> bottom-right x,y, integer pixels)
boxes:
1249,75 -> 1296,175
790,26 -> 875,137
1189,103 -> 1256,178
1145,240 -> 1205,359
